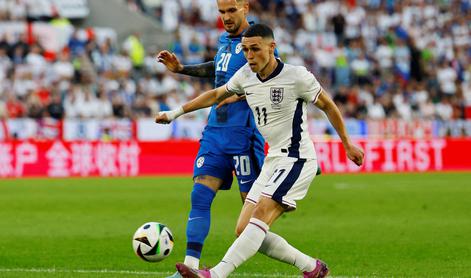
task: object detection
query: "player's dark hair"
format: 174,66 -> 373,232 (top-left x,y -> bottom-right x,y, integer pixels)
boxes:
243,23 -> 274,39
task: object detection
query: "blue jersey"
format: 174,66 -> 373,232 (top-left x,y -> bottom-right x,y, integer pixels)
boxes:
193,28 -> 276,191
207,32 -> 255,128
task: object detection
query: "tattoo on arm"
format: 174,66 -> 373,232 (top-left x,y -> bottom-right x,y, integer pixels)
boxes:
217,89 -> 236,102
180,61 -> 215,77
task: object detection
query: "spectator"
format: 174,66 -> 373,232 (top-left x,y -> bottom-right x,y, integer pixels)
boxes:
0,97 -> 6,118
131,94 -> 152,118
77,88 -> 98,118
5,93 -> 25,118
0,0 -> 469,124
53,51 -> 74,81
437,60 -> 458,95
95,88 -> 113,119
331,11 -> 346,45
368,96 -> 386,120
26,94 -> 44,119
46,93 -> 64,120
420,99 -> 436,119
436,97 -> 454,120
350,52 -> 371,85
64,85 -> 82,118
122,32 -> 145,71
0,47 -> 12,83
8,0 -> 27,21
111,93 -> 128,118
375,37 -> 394,75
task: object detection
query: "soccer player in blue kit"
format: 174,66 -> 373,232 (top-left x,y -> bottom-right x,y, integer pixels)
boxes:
156,1 -> 264,276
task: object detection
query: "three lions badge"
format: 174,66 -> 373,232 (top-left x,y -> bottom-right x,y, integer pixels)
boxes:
270,87 -> 284,109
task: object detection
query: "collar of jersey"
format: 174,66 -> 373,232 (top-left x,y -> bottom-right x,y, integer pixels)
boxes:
256,59 -> 284,83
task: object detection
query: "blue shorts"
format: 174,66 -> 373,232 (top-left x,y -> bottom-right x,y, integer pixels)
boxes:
193,126 -> 265,193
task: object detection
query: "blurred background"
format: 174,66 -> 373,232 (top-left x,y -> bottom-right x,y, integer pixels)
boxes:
0,0 -> 470,176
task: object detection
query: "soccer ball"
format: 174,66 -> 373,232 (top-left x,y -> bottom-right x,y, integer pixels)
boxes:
132,222 -> 174,262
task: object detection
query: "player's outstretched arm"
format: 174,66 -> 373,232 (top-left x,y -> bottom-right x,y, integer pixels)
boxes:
216,94 -> 246,109
314,89 -> 364,166
155,85 -> 234,124
156,50 -> 215,77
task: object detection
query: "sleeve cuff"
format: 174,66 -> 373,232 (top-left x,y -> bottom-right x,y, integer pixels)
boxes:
312,87 -> 322,103
225,84 -> 243,96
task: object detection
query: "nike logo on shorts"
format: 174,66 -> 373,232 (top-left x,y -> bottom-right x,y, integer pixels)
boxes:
240,180 -> 253,185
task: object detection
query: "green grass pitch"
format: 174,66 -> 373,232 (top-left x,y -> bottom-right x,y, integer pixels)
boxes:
0,173 -> 470,277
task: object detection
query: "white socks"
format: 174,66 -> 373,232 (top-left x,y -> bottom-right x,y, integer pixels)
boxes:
211,218 -> 269,278
207,219 -> 317,277
183,255 -> 199,269
259,231 -> 317,272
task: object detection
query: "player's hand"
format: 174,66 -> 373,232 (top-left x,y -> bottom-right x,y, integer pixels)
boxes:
155,107 -> 184,124
216,95 -> 246,109
155,112 -> 172,124
156,51 -> 183,73
345,144 -> 364,166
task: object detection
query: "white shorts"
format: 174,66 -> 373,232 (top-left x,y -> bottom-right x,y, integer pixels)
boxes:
246,156 -> 318,210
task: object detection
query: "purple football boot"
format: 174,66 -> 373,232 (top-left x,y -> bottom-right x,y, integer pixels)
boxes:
303,260 -> 329,278
175,263 -> 211,278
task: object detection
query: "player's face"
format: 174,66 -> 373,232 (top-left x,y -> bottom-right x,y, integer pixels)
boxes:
241,36 -> 275,73
217,0 -> 248,34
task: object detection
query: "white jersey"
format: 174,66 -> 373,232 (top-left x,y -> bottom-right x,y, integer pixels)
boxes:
226,60 -> 321,159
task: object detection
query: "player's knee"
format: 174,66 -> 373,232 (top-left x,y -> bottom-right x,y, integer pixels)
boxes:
253,205 -> 269,220
194,175 -> 223,191
253,197 -> 279,221
191,183 -> 216,210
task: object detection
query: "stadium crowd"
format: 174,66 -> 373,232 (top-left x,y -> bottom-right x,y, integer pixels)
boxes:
0,0 -> 470,122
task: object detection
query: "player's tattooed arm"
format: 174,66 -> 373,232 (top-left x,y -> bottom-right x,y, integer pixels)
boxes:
180,61 -> 216,78
157,50 -> 215,77
216,88 -> 236,103
216,94 -> 245,109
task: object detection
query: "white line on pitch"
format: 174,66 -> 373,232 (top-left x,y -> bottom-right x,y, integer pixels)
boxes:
0,268 -> 356,277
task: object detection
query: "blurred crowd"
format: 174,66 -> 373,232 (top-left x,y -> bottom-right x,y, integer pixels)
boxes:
0,0 -> 470,122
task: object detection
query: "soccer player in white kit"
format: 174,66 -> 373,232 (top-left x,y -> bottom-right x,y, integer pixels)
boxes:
156,24 -> 364,278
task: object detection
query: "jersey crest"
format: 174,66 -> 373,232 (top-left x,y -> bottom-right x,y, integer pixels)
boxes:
235,43 -> 243,54
196,157 -> 205,168
270,87 -> 284,109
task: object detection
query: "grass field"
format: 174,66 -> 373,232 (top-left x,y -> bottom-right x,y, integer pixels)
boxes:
0,173 -> 470,277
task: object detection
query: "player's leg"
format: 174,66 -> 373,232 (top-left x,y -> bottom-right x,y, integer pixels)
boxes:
231,126 -> 265,211
233,136 -> 267,237
184,142 -> 235,266
168,127 -> 236,278
197,157 -> 285,278
207,196 -> 284,278
183,175 -> 222,269
233,200 -> 321,274
255,158 -> 328,277
211,158 -> 327,278
176,158 -> 327,278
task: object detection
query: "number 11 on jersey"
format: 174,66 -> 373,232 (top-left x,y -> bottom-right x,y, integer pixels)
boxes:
255,106 -> 267,125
